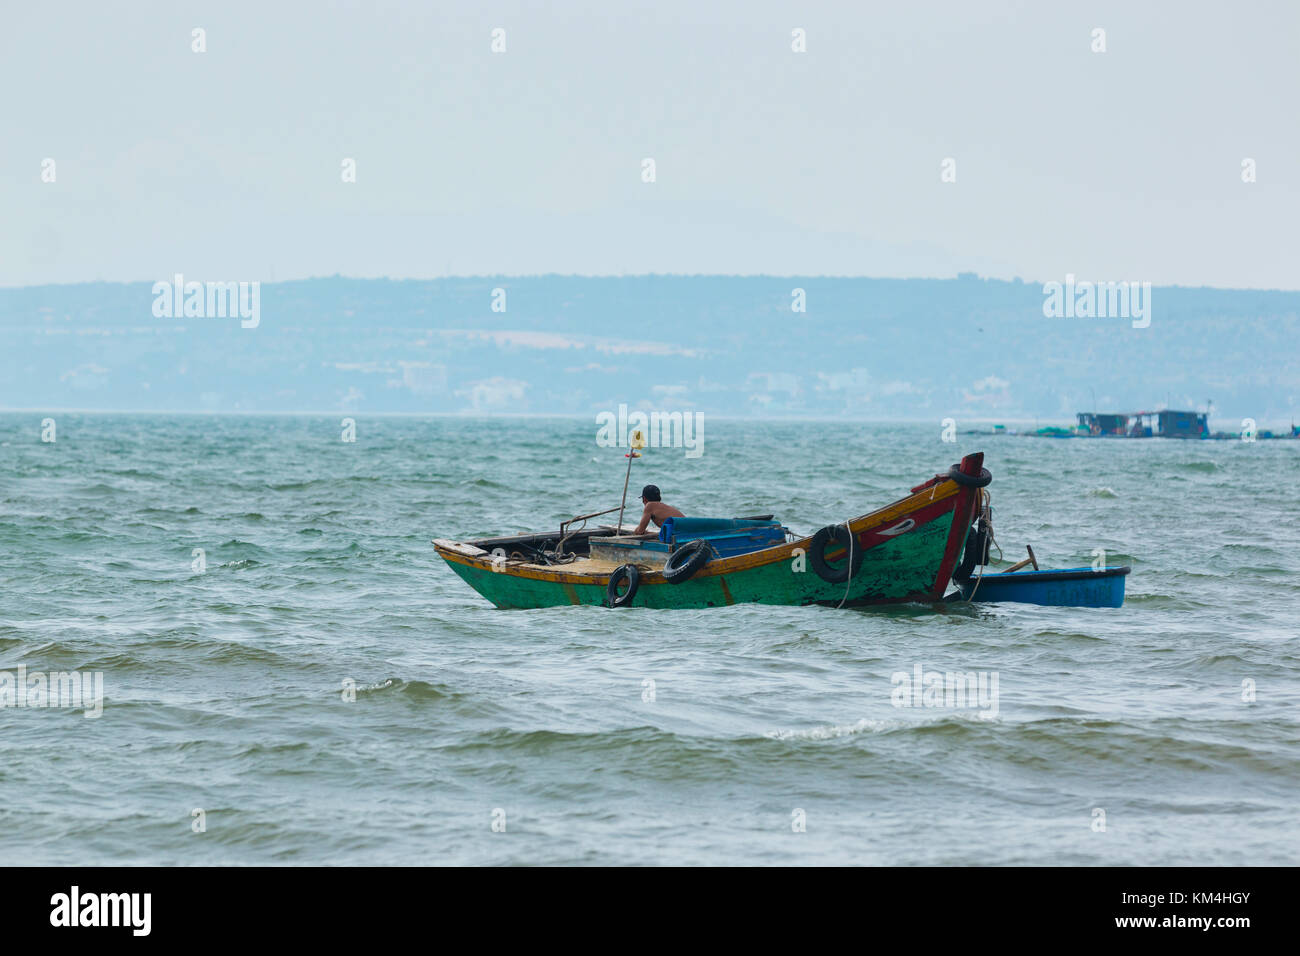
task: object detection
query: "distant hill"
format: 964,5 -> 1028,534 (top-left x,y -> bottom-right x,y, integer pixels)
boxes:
2,275 -> 1297,425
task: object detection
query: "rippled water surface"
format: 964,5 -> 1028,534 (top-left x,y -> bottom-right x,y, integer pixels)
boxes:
1,413 -> 1297,864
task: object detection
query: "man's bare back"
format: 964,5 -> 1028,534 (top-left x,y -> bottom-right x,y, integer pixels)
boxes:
632,484 -> 684,534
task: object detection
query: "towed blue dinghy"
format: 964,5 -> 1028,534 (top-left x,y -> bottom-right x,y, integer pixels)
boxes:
956,566 -> 1130,607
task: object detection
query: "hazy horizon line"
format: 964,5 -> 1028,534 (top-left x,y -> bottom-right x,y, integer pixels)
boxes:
2,407 -> 1291,429
3,273 -> 1299,295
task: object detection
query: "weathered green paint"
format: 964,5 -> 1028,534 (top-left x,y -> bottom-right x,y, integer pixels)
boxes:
443,512 -> 955,610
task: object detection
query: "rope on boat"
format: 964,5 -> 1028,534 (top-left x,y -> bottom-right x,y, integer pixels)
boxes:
836,518 -> 856,610
964,553 -> 987,603
549,505 -> 625,565
553,516 -> 588,563
960,488 -> 1000,603
983,489 -> 1002,563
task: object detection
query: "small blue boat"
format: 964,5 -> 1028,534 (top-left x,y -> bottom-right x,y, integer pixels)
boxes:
956,566 -> 1130,607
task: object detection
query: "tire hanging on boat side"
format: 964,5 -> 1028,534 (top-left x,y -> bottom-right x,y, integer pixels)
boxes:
947,463 -> 992,487
952,517 -> 991,582
809,524 -> 863,584
663,539 -> 712,585
606,564 -> 639,607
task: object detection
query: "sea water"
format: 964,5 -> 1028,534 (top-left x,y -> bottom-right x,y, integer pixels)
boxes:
1,413 -> 1297,864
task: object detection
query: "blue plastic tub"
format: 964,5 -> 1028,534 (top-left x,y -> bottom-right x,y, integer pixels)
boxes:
678,527 -> 786,558
658,517 -> 782,544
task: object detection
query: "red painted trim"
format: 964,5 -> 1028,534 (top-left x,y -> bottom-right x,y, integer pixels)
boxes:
926,489 -> 977,598
853,494 -> 959,552
925,452 -> 986,599
910,474 -> 945,493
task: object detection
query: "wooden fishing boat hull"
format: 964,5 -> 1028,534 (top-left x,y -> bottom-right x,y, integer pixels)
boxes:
433,453 -> 990,610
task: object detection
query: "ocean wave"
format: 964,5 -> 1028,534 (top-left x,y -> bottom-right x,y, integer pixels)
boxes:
764,715 -> 962,740
352,677 -> 456,702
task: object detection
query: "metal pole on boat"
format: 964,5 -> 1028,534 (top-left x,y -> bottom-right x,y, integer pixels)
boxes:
615,430 -> 647,533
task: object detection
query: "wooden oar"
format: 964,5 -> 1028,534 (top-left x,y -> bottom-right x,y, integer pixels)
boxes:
1003,546 -> 1040,574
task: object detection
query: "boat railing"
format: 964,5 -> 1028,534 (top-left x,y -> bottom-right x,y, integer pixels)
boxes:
556,506 -> 625,558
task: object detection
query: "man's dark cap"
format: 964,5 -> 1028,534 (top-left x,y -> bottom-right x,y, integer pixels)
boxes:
640,484 -> 661,502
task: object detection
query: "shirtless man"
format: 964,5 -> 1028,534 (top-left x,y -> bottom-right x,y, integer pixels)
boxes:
633,484 -> 684,534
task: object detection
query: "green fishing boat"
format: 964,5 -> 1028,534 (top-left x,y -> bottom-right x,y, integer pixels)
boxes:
434,453 -> 992,610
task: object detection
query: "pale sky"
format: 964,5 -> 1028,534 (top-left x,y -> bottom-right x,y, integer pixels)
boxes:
4,0 -> 1297,288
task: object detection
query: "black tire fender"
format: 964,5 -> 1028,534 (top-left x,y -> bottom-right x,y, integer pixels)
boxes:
663,539 -> 712,585
808,524 -> 863,584
606,564 -> 639,607
948,464 -> 992,488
